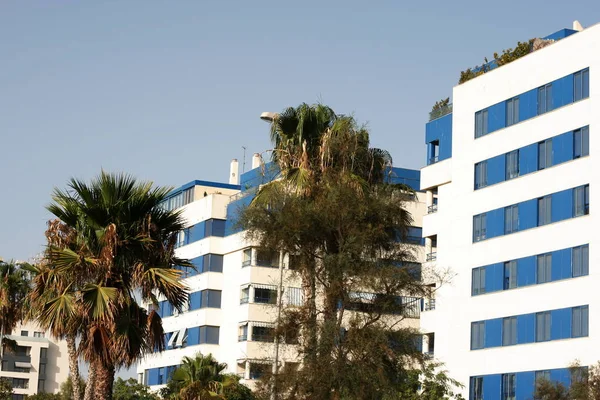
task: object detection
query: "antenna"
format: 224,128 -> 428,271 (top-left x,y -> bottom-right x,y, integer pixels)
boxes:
242,146 -> 247,173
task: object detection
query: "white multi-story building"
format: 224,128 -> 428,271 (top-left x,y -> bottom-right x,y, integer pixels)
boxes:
137,155 -> 427,390
420,20 -> 595,400
1,322 -> 69,399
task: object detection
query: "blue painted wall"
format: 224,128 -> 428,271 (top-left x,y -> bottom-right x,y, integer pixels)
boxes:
487,154 -> 505,186
543,28 -> 578,41
485,318 -> 502,348
425,113 -> 452,164
516,314 -> 535,344
390,167 -> 421,190
551,189 -> 573,222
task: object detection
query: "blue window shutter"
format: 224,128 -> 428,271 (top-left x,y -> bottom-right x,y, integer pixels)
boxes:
485,263 -> 503,293
519,89 -> 538,121
552,75 -> 574,108
519,144 -> 538,176
518,199 -> 538,231
552,131 -> 574,165
483,374 -> 502,400
486,208 -> 505,239
516,371 -> 535,400
148,368 -> 159,386
516,313 -> 535,344
210,255 -> 224,272
485,318 -> 502,348
551,189 -> 573,223
190,292 -> 201,310
486,154 -> 506,185
517,256 -> 536,287
487,102 -> 506,133
213,220 -> 226,237
550,308 -> 572,340
187,327 -> 200,346
550,368 -> 571,387
189,221 -> 206,243
551,248 -> 572,281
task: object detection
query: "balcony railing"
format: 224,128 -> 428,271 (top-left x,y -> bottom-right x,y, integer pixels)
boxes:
238,334 -> 248,342
240,297 -> 249,305
426,252 -> 437,262
423,299 -> 436,311
429,103 -> 453,121
427,204 -> 438,214
428,156 -> 439,165
424,351 -> 435,360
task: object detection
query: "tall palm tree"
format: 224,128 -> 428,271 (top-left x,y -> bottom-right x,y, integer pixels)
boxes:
0,260 -> 32,357
41,172 -> 190,399
169,353 -> 230,400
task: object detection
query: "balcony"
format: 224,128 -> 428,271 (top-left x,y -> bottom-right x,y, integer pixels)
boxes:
426,252 -> 437,262
428,156 -> 439,165
423,299 -> 436,311
429,103 -> 453,122
427,204 -> 438,214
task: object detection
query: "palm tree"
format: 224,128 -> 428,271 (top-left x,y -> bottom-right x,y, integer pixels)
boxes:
0,260 -> 32,357
168,353 -> 230,400
40,172 -> 190,399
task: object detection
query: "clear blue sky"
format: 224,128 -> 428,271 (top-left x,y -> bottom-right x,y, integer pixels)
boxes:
0,0 -> 597,261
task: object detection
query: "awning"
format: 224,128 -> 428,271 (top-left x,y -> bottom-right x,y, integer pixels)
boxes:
167,331 -> 178,348
175,328 -> 187,347
15,362 -> 31,368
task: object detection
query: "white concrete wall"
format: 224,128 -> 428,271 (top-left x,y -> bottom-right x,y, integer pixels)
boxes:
420,24 -> 600,397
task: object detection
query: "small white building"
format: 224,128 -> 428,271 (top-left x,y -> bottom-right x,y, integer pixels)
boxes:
1,322 -> 69,399
420,20 -> 595,400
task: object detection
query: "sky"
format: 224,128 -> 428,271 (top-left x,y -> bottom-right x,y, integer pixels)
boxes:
0,0 -> 598,261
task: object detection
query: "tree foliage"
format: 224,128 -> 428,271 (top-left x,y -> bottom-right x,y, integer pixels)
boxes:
241,103 -> 459,400
534,361 -> 600,400
0,260 -> 33,352
0,379 -> 12,400
112,377 -> 158,400
59,377 -> 86,400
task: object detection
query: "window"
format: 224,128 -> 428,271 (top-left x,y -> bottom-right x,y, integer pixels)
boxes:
472,267 -> 486,296
33,332 -> 44,338
502,373 -> 516,400
470,376 -> 483,400
40,348 -> 47,359
238,324 -> 248,342
256,249 -> 279,267
39,363 -> 46,375
199,326 -> 220,344
502,317 -> 517,346
503,261 -> 517,290
288,254 -> 300,270
429,140 -> 440,165
574,68 -> 590,101
536,311 -> 551,342
475,109 -> 489,138
20,331 -> 28,337
471,321 -> 485,350
202,289 -> 222,308
242,248 -> 252,267
537,253 -> 552,284
252,326 -> 275,342
182,187 -> 194,205
504,205 -> 519,234
1,361 -> 7,371
473,214 -> 487,242
38,379 -> 45,393
474,161 -> 488,189
254,287 -> 277,304
538,139 -> 553,170
572,306 -> 589,338
158,367 -> 164,385
574,185 -> 590,217
538,196 -> 552,226
12,379 -> 28,389
574,126 -> 590,158
573,245 -> 589,277
240,286 -> 250,304
506,97 -> 520,126
505,150 -> 519,180
249,363 -> 269,380
538,83 -> 553,114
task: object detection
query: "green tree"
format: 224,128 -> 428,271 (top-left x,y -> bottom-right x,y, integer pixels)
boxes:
0,378 -> 12,400
112,377 -> 158,400
59,376 -> 86,400
0,260 -> 32,357
38,172 -> 190,399
534,361 -> 600,400
27,393 -> 62,400
241,103 -> 460,400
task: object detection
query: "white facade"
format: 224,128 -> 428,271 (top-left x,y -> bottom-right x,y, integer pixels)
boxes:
1,322 -> 69,399
137,162 -> 427,390
420,22 -> 598,399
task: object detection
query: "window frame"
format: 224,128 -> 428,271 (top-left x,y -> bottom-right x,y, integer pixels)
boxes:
538,83 -> 553,115
473,213 -> 487,242
503,261 -> 517,290
535,311 -> 551,342
472,267 -> 486,296
574,68 -> 590,102
572,245 -> 589,277
502,373 -> 516,400
475,109 -> 489,138
474,161 -> 488,189
538,196 -> 552,226
538,139 -> 553,170
536,253 -> 552,284
573,185 -> 590,217
573,126 -> 590,159
471,321 -> 485,350
506,97 -> 520,126
504,205 -> 519,234
572,305 -> 589,338
471,376 -> 484,400
502,316 -> 517,346
505,150 -> 519,180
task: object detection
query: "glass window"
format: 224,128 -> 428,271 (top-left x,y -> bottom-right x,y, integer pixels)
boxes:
202,289 -> 222,308
20,331 -> 28,337
574,68 -> 590,101
475,110 -> 489,138
471,321 -> 485,350
199,326 -> 220,344
573,245 -> 589,277
537,253 -> 552,284
536,311 -> 551,342
535,370 -> 551,387
502,317 -> 517,346
33,332 -> 45,338
572,306 -> 589,338
474,161 -> 488,189
256,249 -> 279,267
473,214 -> 487,242
574,185 -> 590,217
240,286 -> 250,304
538,196 -> 552,226
502,373 -> 516,400
252,326 -> 275,342
504,205 -> 519,234
40,348 -> 47,359
505,150 -> 519,180
242,248 -> 252,267
254,287 -> 277,304
472,267 -> 486,296
538,83 -> 553,114
471,376 -> 483,400
503,261 -> 517,290
574,126 -> 590,158
506,97 -> 520,126
538,139 -> 553,170
238,324 -> 248,341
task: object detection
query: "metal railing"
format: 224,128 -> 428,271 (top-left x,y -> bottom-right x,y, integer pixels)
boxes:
238,334 -> 248,342
427,204 -> 438,214
428,156 -> 439,165
423,299 -> 436,311
426,252 -> 437,262
428,103 -> 453,121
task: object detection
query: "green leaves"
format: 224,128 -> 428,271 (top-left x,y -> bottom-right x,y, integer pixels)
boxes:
82,284 -> 117,320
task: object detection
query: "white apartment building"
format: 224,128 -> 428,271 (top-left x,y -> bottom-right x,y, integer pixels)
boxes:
1,322 -> 69,399
420,21 -> 595,400
137,156 -> 427,390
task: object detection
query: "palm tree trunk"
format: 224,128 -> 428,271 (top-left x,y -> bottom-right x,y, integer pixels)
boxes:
301,262 -> 318,370
66,334 -> 82,400
94,361 -> 115,400
83,360 -> 97,400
